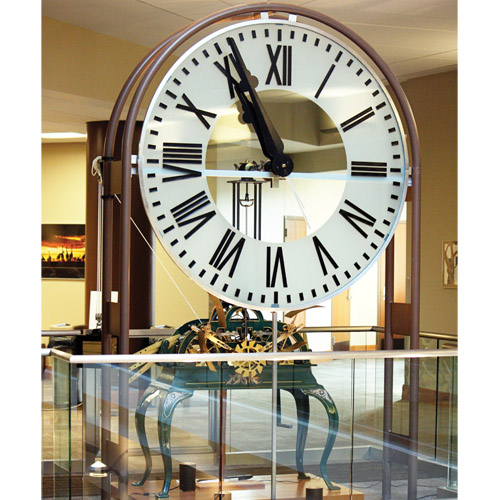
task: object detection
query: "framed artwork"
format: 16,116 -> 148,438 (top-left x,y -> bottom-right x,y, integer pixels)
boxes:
42,224 -> 85,279
442,240 -> 458,288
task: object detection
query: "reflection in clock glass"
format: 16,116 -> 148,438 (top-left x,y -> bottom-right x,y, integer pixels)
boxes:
207,90 -> 347,243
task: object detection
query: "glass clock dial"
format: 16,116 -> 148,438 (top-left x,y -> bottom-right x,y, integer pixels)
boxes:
138,19 -> 409,311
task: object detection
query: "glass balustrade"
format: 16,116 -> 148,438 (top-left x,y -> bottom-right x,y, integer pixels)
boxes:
43,347 -> 457,500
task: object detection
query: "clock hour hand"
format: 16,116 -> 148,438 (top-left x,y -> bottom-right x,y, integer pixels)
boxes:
226,37 -> 294,177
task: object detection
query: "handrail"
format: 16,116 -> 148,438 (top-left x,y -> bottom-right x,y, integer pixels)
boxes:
41,326 -> 457,341
49,347 -> 457,365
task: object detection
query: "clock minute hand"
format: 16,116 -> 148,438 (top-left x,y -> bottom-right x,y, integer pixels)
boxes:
226,37 -> 294,177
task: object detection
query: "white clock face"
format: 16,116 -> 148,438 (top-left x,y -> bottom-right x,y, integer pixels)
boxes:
138,19 -> 408,311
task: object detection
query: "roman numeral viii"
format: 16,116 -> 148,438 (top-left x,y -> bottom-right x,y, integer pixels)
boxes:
170,191 -> 216,239
209,229 -> 245,277
162,142 -> 202,182
265,44 -> 292,86
266,246 -> 288,287
339,199 -> 376,238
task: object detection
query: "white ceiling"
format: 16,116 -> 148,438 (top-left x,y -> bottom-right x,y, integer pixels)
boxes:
41,0 -> 457,136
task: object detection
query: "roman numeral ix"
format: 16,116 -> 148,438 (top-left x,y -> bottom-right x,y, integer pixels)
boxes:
170,191 -> 216,239
339,199 -> 376,239
209,229 -> 246,277
162,142 -> 202,182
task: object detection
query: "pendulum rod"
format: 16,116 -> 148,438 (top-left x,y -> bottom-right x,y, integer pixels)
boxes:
271,312 -> 278,500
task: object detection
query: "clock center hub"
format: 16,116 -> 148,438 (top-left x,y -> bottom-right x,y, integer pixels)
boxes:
268,154 -> 294,177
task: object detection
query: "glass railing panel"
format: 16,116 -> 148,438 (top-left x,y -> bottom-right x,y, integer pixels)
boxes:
349,355 -> 458,500
445,356 -> 458,493
41,350 -> 54,497
51,349 -> 457,500
75,358 -> 274,499
272,358 -> 355,497
50,354 -> 72,498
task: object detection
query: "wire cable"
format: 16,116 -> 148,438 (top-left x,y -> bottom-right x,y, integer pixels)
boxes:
113,194 -> 202,323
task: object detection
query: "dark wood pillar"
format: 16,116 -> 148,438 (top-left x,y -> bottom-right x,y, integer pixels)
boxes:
85,120 -> 154,353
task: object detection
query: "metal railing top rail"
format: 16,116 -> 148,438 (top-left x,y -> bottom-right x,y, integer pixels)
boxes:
41,326 -> 458,341
48,347 -> 458,365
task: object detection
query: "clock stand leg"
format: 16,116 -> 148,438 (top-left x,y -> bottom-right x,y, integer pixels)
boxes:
303,388 -> 340,491
132,386 -> 163,486
285,388 -> 310,480
157,388 -> 194,498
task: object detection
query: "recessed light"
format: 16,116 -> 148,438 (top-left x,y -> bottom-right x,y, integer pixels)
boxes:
41,132 -> 87,140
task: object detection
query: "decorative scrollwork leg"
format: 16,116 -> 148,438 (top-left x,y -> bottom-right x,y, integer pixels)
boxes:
156,388 -> 194,498
303,387 -> 340,490
132,386 -> 162,487
285,388 -> 310,480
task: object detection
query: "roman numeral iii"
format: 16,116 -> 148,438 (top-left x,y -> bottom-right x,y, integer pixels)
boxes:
351,161 -> 388,177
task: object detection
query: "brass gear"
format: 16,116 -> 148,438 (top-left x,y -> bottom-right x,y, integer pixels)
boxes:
233,340 -> 266,378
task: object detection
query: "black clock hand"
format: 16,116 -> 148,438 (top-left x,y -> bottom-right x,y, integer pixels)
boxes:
226,37 -> 294,177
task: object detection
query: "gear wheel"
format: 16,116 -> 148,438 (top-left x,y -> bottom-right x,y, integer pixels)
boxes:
233,340 -> 266,378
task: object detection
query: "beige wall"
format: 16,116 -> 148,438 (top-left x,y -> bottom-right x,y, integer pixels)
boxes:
402,71 -> 458,335
42,142 -> 87,329
41,141 -> 208,330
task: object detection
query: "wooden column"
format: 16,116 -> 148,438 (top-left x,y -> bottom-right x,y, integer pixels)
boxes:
85,120 -> 154,351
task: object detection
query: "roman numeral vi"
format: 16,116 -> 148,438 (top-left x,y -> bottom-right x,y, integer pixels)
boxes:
266,246 -> 288,287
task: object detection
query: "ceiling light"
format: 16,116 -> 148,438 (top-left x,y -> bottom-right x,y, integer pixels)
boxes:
41,132 -> 87,140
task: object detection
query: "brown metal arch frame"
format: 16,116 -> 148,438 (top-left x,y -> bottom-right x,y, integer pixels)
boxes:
101,3 -> 421,499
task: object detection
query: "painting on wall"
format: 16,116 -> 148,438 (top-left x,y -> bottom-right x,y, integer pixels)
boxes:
442,240 -> 458,288
42,224 -> 85,279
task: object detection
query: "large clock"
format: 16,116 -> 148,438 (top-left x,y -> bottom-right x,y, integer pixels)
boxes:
137,17 -> 408,312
